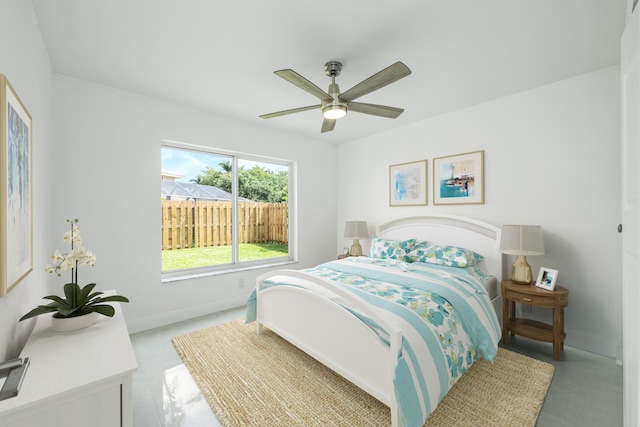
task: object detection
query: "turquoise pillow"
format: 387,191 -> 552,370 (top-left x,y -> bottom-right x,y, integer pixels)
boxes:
408,244 -> 484,267
369,236 -> 417,262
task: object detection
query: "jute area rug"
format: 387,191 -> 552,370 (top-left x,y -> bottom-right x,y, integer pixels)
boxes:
172,319 -> 554,427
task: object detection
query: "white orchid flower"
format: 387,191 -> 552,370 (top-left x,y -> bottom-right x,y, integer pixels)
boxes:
46,219 -> 96,284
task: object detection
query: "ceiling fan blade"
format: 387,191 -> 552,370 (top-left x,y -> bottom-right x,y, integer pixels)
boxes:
259,105 -> 320,119
275,69 -> 332,102
340,62 -> 411,102
347,102 -> 404,118
321,118 -> 336,133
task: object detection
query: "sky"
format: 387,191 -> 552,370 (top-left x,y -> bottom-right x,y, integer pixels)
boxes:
161,146 -> 288,182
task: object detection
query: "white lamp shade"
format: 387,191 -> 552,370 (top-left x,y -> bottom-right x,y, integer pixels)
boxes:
344,221 -> 369,239
500,225 -> 545,256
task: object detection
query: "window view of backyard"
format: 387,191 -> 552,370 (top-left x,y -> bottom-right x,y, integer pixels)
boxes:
161,145 -> 290,274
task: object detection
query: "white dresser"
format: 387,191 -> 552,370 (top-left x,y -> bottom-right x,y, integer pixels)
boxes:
0,297 -> 137,427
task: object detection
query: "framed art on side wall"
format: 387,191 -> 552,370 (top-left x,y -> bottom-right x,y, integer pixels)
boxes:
433,150 -> 484,205
389,160 -> 427,206
0,75 -> 32,296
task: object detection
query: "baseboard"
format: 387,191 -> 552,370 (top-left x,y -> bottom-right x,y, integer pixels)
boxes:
565,327 -> 620,359
126,296 -> 247,334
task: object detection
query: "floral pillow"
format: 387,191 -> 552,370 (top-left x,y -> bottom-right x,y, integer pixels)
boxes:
413,240 -> 431,251
369,236 -> 417,262
408,244 -> 484,267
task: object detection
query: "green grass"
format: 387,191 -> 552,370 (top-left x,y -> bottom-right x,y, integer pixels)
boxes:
162,243 -> 288,271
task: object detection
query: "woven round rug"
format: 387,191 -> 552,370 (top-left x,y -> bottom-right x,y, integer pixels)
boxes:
172,318 -> 554,427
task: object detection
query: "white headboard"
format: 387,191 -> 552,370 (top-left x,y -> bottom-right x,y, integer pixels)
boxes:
376,215 -> 505,280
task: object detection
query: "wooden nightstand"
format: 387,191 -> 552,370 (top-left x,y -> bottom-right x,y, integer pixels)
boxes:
501,279 -> 569,361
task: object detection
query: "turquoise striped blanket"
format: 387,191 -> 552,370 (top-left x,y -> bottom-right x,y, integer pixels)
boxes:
246,257 -> 500,427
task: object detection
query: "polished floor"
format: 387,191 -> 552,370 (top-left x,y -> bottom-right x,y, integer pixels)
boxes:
130,306 -> 623,426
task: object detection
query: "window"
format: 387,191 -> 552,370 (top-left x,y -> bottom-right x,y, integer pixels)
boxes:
161,141 -> 294,279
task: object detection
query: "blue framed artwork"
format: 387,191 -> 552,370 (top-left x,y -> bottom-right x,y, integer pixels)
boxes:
0,75 -> 32,296
389,160 -> 427,206
433,150 -> 484,205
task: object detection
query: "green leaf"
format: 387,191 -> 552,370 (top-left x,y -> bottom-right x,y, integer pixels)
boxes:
78,283 -> 99,305
63,282 -> 81,306
90,295 -> 130,304
88,305 -> 115,317
57,305 -> 82,317
19,305 -> 57,321
55,308 -> 92,318
42,295 -> 72,308
86,291 -> 102,301
20,280 -> 128,320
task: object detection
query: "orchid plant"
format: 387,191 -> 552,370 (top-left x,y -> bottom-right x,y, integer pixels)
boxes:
45,218 -> 97,282
20,219 -> 129,321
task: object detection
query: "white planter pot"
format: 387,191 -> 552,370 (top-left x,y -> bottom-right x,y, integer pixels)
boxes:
51,312 -> 101,332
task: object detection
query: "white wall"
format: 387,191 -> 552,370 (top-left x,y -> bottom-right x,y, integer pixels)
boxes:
0,0 -> 336,351
0,0 -> 54,360
50,76 -> 337,333
0,0 -> 622,362
336,67 -> 622,358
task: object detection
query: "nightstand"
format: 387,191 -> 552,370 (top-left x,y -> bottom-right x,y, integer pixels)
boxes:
501,279 -> 569,361
338,254 -> 351,260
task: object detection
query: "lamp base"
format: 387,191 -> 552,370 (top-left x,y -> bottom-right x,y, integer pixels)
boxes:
350,239 -> 363,256
510,255 -> 533,284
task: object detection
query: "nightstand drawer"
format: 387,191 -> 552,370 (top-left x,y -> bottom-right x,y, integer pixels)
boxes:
505,290 -> 556,308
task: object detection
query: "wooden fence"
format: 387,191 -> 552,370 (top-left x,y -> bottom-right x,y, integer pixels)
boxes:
162,200 -> 288,250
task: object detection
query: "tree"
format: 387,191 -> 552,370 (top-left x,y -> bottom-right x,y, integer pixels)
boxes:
192,162 -> 288,203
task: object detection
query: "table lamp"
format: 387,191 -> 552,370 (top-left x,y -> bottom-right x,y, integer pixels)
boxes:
344,221 -> 369,256
500,225 -> 545,284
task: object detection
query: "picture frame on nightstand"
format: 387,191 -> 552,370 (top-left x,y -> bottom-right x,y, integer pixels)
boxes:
535,267 -> 559,291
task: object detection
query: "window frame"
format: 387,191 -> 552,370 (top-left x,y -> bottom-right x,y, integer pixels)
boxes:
161,140 -> 296,282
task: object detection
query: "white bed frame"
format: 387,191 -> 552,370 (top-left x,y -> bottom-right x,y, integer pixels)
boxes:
254,214 -> 503,427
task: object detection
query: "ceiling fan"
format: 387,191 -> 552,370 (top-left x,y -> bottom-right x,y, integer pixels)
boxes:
260,61 -> 411,133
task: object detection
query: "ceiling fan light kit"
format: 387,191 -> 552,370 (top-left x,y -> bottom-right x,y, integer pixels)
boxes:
260,60 -> 411,133
322,104 -> 347,119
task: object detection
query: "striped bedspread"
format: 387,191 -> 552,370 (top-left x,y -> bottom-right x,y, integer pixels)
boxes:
246,256 -> 500,427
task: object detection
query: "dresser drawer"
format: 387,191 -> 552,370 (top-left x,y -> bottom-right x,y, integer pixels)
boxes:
505,289 -> 556,308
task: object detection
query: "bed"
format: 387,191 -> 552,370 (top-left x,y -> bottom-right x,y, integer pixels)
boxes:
245,215 -> 504,427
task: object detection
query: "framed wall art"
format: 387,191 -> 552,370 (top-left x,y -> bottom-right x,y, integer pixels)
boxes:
389,160 -> 427,206
535,267 -> 559,291
433,150 -> 484,205
0,74 -> 32,296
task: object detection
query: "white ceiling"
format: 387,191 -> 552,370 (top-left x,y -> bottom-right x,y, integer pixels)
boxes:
31,0 -> 627,144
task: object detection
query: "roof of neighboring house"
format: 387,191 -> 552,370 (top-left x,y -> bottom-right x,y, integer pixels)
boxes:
161,181 -> 242,201
161,169 -> 185,180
